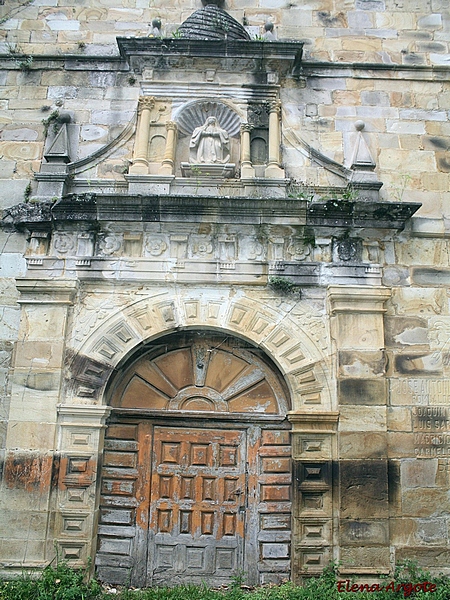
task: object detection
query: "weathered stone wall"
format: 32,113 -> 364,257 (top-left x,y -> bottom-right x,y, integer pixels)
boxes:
0,0 -> 449,64
1,0 -> 450,583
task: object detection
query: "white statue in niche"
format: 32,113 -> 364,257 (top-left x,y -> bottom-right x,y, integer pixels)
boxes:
189,116 -> 230,164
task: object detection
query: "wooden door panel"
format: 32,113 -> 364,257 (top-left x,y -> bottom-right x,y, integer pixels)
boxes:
148,427 -> 246,585
98,332 -> 293,587
96,421 -> 153,586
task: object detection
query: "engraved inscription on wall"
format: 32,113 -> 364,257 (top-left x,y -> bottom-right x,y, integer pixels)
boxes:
393,379 -> 450,405
414,406 -> 450,457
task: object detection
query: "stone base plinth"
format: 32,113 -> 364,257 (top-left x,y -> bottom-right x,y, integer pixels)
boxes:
181,163 -> 235,178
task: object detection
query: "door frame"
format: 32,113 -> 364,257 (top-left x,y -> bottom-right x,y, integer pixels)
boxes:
98,409 -> 291,587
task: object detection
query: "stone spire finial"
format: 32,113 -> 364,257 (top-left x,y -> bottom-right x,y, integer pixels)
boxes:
351,120 -> 376,171
350,120 -> 382,196
44,112 -> 72,164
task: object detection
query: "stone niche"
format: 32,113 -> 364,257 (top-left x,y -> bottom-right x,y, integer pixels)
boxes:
176,100 -> 241,178
129,98 -> 244,180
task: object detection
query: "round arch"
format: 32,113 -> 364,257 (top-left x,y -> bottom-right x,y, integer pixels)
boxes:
56,289 -> 332,587
106,329 -> 291,416
65,289 -> 332,412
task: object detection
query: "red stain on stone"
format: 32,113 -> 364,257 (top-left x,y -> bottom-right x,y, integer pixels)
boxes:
4,452 -> 53,493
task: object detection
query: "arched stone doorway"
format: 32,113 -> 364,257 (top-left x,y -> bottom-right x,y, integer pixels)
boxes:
95,330 -> 292,587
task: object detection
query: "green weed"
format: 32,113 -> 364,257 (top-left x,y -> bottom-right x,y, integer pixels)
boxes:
0,562 -> 102,600
1,561 -> 449,600
268,276 -> 300,296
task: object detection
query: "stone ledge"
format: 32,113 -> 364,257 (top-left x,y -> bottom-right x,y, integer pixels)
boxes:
307,200 -> 421,230
15,278 -> 78,304
116,37 -> 304,77
288,411 -> 339,433
328,285 -> 391,314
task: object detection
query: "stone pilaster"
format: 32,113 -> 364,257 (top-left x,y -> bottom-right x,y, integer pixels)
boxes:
54,405 -> 110,566
289,412 -> 339,582
0,279 -> 78,571
328,285 -> 391,576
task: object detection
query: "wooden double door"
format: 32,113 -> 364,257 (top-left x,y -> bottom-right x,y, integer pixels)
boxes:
149,425 -> 246,584
97,420 -> 254,587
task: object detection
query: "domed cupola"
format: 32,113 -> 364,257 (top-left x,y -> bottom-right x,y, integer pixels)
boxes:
178,0 -> 250,41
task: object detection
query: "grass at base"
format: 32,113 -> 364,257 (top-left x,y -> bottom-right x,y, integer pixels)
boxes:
1,561 -> 450,600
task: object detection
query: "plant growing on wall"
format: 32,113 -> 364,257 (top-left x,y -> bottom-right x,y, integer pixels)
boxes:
16,55 -> 33,71
287,179 -> 314,202
23,182 -> 32,202
268,276 -> 301,297
42,110 -> 60,135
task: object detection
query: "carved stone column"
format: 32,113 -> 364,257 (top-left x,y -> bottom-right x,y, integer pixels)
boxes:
159,121 -> 178,175
265,101 -> 285,179
130,97 -> 155,175
240,123 -> 255,179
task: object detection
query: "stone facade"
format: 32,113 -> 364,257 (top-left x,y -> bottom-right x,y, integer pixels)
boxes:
1,0 -> 450,587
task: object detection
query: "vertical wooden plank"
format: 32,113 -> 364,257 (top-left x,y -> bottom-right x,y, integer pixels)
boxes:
245,424 -> 261,585
132,421 -> 153,586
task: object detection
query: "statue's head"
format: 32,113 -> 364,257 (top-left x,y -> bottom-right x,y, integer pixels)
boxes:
207,116 -> 217,125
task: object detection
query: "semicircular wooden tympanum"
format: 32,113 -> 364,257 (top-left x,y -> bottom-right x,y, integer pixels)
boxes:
109,332 -> 288,414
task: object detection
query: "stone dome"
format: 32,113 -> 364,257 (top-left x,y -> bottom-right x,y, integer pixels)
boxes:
178,4 -> 250,41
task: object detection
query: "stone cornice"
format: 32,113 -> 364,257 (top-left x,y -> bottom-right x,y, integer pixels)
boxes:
328,285 -> 391,314
307,200 -> 421,231
0,54 -> 448,82
116,37 -> 304,77
288,411 -> 339,433
15,278 -> 79,304
51,193 -> 308,224
2,194 -> 421,232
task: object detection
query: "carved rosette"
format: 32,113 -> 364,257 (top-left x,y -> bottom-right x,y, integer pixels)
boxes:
144,236 -> 168,257
287,241 -> 311,262
53,232 -> 76,254
191,237 -> 214,257
98,234 -> 123,256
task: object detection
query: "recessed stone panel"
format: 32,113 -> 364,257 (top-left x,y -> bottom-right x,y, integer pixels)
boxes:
295,461 -> 330,487
292,435 -> 332,460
